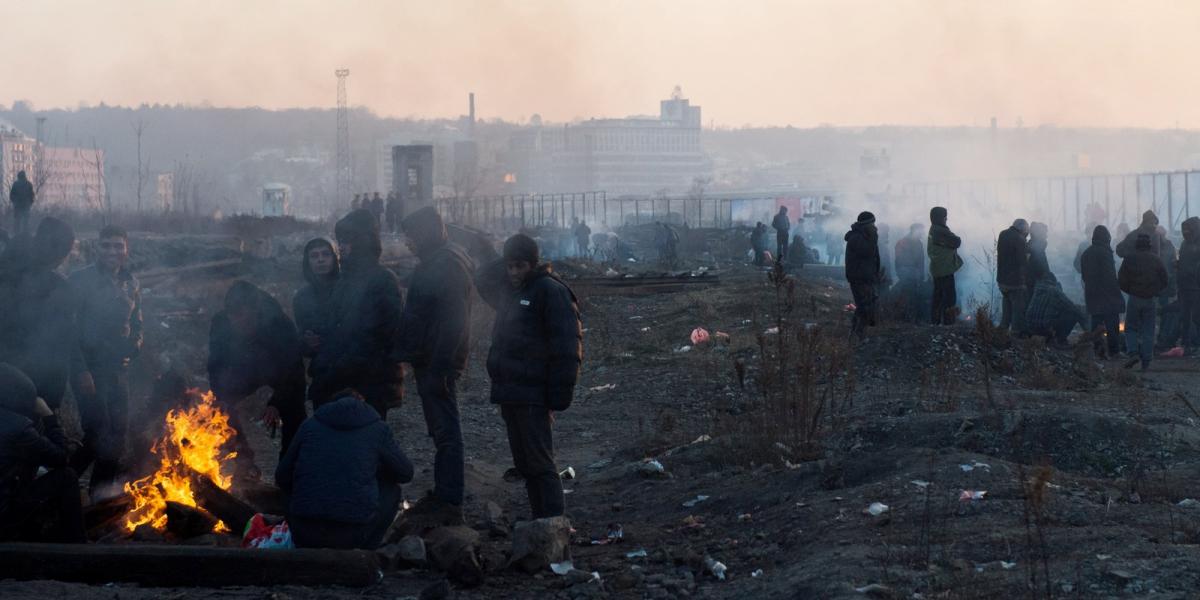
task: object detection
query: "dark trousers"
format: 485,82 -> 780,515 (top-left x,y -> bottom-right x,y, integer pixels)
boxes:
1180,289 -> 1200,349
12,204 -> 30,235
1126,296 -> 1157,367
1091,313 -> 1122,355
776,232 -> 789,261
290,483 -> 401,549
849,282 -> 878,337
1000,287 -> 1027,333
415,368 -> 464,506
501,404 -> 564,519
0,468 -> 86,543
753,249 -> 766,266
70,366 -> 129,495
931,275 -> 957,325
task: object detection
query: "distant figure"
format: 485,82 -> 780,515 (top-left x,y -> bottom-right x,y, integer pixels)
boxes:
894,223 -> 927,322
1026,222 -> 1050,287
655,222 -> 679,264
1025,273 -> 1087,345
750,222 -> 768,266
275,390 -> 413,549
385,191 -> 403,234
1116,211 -> 1163,259
1177,217 -> 1200,354
792,233 -> 811,267
8,171 -> 33,235
573,219 -> 591,258
996,219 -> 1030,333
68,226 -> 143,497
826,230 -> 844,266
927,207 -> 963,325
844,212 -> 881,339
1118,234 -> 1169,371
369,192 -> 385,226
351,193 -> 362,212
1078,226 -> 1125,357
771,207 -> 790,261
1115,222 -> 1132,245
1156,224 -> 1180,349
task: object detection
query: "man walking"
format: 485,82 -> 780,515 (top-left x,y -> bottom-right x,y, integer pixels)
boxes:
771,206 -> 790,262
8,171 -> 34,235
396,207 -> 474,525
844,212 -> 881,339
68,226 -> 143,496
996,219 -> 1030,333
927,206 -> 963,325
1118,234 -> 1169,371
476,234 -> 582,519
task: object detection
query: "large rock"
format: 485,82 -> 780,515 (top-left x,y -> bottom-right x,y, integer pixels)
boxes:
376,535 -> 427,570
508,516 -> 572,573
424,526 -> 483,587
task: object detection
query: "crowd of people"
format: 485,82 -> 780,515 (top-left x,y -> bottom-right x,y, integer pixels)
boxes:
837,205 -> 1199,371
350,191 -> 406,235
0,177 -> 584,550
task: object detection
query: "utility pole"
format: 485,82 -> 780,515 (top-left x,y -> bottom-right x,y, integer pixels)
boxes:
335,68 -> 352,218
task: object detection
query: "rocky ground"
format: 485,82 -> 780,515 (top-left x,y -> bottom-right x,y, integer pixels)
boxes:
4,227 -> 1200,599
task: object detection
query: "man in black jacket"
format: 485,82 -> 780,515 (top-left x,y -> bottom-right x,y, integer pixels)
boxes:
771,206 -> 790,261
8,171 -> 34,235
1118,234 -> 1169,371
996,219 -> 1029,333
844,212 -> 881,339
477,234 -> 582,519
310,209 -> 404,417
397,207 -> 474,522
1177,217 -> 1200,353
0,363 -> 84,543
1079,226 -> 1126,357
68,226 -> 143,496
208,281 -> 307,467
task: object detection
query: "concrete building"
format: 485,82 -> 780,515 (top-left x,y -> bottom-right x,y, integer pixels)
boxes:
0,120 -> 105,211
0,121 -> 36,202
261,183 -> 291,216
391,145 -> 434,214
505,89 -> 711,195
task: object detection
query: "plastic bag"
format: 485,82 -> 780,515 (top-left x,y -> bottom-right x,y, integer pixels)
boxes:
242,513 -> 294,549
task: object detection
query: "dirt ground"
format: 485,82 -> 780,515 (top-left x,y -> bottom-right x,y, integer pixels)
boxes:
5,228 -> 1200,599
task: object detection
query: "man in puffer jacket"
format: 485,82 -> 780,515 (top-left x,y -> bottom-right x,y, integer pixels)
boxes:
476,234 -> 581,519
275,391 -> 413,549
843,211 -> 881,339
927,206 -> 963,325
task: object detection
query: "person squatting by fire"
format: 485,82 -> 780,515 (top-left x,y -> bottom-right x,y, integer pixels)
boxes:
0,208 -> 582,552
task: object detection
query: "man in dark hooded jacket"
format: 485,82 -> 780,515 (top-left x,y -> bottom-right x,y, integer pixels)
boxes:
996,219 -> 1030,333
0,363 -> 84,543
750,222 -> 768,266
476,234 -> 582,519
1079,225 -> 1125,357
1116,210 -> 1165,259
310,209 -> 404,417
1177,217 -> 1200,353
293,238 -> 340,374
396,207 -> 475,522
275,391 -> 413,549
844,212 -> 881,339
208,281 -> 307,465
1118,234 -> 1169,371
8,171 -> 34,235
927,207 -> 963,325
771,207 -> 790,261
1026,222 -> 1051,288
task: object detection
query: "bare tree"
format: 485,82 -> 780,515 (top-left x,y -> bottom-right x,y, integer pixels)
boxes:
86,137 -> 110,221
132,117 -> 150,213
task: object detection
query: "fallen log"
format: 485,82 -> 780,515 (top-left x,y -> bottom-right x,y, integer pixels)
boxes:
190,469 -> 257,533
0,542 -> 381,587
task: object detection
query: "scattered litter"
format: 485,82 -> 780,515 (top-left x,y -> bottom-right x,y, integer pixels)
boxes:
1177,498 -> 1200,508
563,489 -> 574,494
550,561 -> 574,575
691,434 -> 712,444
763,327 -> 779,335
911,480 -> 931,489
960,461 -> 991,472
625,548 -> 648,559
558,466 -> 576,480
737,513 -> 753,522
751,569 -> 764,578
639,326 -> 651,332
587,524 -> 623,545
1161,346 -> 1185,358
704,557 -> 727,581
1096,554 -> 1111,561
959,490 -> 987,502
588,383 -> 617,392
588,458 -> 613,470
675,345 -> 693,353
682,495 -> 710,508
638,459 -> 666,477
844,303 -> 857,312
865,502 -> 889,516
1001,561 -> 1017,570
629,315 -> 644,320
680,515 -> 705,529
160,321 -> 170,329
690,327 -> 711,345
855,583 -> 892,595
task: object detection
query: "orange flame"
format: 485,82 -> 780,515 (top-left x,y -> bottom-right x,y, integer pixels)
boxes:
1118,322 -> 1126,333
122,390 -> 238,532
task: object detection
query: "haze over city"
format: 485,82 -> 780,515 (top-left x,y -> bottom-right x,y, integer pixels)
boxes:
5,0 -> 1200,128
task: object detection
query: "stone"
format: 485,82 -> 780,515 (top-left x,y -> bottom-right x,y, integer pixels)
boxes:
418,579 -> 451,600
424,526 -> 483,587
397,535 -> 428,565
509,516 -> 572,573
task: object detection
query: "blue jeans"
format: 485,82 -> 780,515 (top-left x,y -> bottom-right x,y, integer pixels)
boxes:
1125,296 -> 1157,366
416,368 -> 465,506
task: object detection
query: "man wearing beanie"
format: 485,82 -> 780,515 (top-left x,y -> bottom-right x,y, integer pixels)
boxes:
1119,233 -> 1169,371
844,211 -> 881,339
310,209 -> 403,417
396,207 -> 475,524
476,234 -> 582,519
927,206 -> 964,325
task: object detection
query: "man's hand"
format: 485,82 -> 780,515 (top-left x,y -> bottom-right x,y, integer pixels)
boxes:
260,406 -> 281,429
302,330 -> 322,351
74,371 -> 96,398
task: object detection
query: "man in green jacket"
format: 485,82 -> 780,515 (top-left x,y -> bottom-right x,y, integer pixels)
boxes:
927,206 -> 963,325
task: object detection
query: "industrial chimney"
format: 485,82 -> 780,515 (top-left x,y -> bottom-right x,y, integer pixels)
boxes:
468,92 -> 476,139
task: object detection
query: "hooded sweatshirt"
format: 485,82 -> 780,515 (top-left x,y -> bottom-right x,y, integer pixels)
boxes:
1079,226 -> 1125,315
292,238 -> 340,360
1116,211 -> 1163,259
1178,217 -> 1200,292
843,221 -> 881,284
275,396 -> 413,524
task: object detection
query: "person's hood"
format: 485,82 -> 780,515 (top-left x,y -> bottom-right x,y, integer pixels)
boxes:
31,217 -> 75,269
845,221 -> 877,242
1092,225 -> 1112,246
314,396 -> 381,431
1141,210 -> 1159,228
929,207 -> 948,226
301,237 -> 339,289
334,209 -> 382,267
1182,217 -> 1200,242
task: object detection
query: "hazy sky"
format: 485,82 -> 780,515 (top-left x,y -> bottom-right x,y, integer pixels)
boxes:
5,0 -> 1200,128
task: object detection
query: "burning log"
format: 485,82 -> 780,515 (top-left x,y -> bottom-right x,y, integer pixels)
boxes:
189,467 -> 257,534
165,501 -> 219,540
0,542 -> 381,587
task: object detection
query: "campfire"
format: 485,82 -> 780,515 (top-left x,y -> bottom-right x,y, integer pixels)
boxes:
123,390 -> 239,533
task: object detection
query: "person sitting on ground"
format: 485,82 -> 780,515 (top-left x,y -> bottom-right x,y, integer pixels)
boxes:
0,363 -> 84,543
1119,233 -> 1169,371
1079,225 -> 1126,358
1024,273 -> 1088,345
275,390 -> 413,549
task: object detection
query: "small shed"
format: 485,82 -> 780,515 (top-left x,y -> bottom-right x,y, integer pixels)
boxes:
262,183 -> 291,217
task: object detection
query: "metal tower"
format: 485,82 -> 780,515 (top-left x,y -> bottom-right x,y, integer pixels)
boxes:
335,68 -> 352,215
